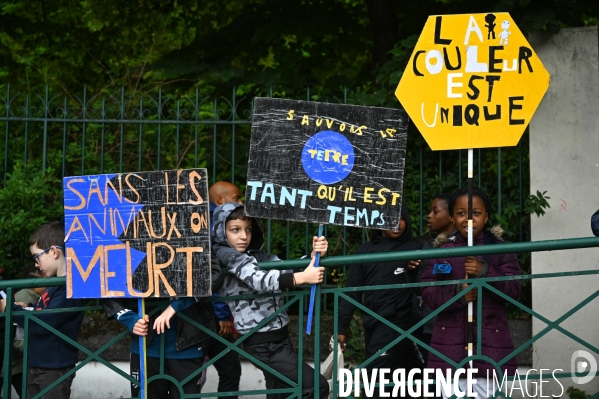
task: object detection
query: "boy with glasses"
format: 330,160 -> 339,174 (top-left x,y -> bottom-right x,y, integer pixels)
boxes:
1,221 -> 87,399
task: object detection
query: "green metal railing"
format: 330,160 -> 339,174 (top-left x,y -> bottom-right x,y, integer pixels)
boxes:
0,236 -> 598,398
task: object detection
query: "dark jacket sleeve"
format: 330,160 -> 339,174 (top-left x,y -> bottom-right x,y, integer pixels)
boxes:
592,209 -> 599,236
337,262 -> 365,334
211,254 -> 224,293
211,294 -> 232,321
101,298 -> 128,320
14,290 -> 85,335
406,239 -> 433,297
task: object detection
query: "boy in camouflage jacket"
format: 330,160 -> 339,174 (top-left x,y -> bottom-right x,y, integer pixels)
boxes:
212,202 -> 329,399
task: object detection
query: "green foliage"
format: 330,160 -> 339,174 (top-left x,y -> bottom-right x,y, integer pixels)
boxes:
2,0 -> 597,97
0,162 -> 63,278
567,386 -> 590,399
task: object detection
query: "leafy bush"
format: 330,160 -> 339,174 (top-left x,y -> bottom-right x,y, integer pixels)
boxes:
0,162 -> 63,278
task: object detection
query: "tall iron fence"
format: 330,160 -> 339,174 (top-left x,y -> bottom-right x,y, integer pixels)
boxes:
0,84 -> 535,251
0,84 -> 542,318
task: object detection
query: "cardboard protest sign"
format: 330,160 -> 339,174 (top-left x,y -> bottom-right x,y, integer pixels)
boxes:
245,98 -> 408,231
63,169 -> 211,298
395,13 -> 550,150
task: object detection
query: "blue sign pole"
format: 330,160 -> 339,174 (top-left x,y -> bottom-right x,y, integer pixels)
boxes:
306,224 -> 324,334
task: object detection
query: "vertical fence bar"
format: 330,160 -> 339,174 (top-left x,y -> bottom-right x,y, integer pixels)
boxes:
419,144 -> 423,235
176,97 -> 180,168
81,85 -> 87,175
478,148 -> 482,188
23,95 -> 29,168
62,96 -> 67,178
157,87 -> 162,170
3,84 -> 9,184
286,221 -> 290,260
519,140 -> 523,242
213,98 -> 217,183
305,224 -> 309,257
458,149 -> 462,188
120,87 -> 125,173
42,85 -> 48,173
498,148 -> 502,216
343,227 -> 347,256
100,99 -> 105,173
138,96 -> 143,172
267,219 -> 272,254
231,86 -> 236,184
194,88 -> 199,168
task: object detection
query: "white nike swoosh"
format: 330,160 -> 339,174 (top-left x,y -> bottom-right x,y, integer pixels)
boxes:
394,268 -> 405,275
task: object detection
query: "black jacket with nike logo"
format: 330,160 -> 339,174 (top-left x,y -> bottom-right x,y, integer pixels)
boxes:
338,206 -> 420,333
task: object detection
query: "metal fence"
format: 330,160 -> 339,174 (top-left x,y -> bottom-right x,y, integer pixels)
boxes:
0,85 -> 570,398
1,237 -> 599,398
0,85 -> 534,288
0,84 -> 530,233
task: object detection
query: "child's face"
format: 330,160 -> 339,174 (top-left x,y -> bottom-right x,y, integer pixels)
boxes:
30,244 -> 62,277
452,195 -> 489,238
225,218 -> 253,252
382,218 -> 407,239
427,198 -> 453,234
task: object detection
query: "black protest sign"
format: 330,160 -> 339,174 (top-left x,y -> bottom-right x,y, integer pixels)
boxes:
245,98 -> 408,230
64,168 -> 211,298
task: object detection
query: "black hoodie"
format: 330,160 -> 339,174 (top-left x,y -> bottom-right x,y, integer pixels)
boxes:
338,206 -> 421,333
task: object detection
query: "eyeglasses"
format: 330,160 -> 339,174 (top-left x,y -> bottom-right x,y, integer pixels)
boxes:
31,246 -> 63,265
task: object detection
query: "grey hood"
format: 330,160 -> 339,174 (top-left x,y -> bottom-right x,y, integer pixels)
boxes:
211,202 -> 264,252
211,202 -> 290,335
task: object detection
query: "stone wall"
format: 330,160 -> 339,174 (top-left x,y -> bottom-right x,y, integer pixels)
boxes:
529,26 -> 599,394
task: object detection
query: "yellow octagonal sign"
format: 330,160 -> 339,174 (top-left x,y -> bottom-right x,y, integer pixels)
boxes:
396,13 -> 550,150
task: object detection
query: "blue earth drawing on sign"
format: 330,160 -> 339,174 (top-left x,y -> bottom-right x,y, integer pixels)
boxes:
301,130 -> 355,184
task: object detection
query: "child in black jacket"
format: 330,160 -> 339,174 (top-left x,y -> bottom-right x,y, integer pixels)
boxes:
337,206 -> 424,398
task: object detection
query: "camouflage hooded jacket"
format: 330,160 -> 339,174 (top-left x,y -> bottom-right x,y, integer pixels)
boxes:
211,202 -> 293,335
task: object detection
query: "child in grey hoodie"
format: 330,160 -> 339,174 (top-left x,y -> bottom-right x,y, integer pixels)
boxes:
212,202 -> 329,399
